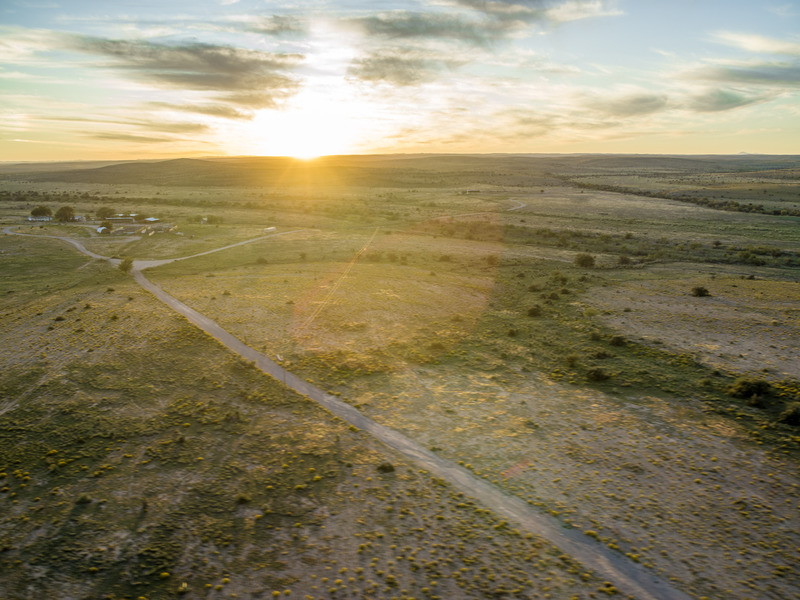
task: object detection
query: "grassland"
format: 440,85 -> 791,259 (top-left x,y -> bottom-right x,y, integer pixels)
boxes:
1,154 -> 799,600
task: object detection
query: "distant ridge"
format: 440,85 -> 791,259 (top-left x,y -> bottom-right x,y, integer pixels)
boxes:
2,154 -> 799,188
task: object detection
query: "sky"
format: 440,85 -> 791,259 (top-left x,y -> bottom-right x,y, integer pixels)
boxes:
1,0 -> 799,160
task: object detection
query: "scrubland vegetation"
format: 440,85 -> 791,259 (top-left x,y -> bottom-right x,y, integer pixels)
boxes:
1,154 -> 799,599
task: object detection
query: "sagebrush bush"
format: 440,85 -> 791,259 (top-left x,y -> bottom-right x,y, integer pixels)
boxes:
778,404 -> 800,427
527,305 -> 542,317
586,367 -> 610,382
726,377 -> 770,399
574,253 -> 595,268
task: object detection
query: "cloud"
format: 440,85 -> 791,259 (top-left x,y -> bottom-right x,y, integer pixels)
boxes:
91,132 -> 176,144
148,102 -> 252,120
686,88 -> 772,112
451,0 -> 547,22
351,11 -> 512,47
583,92 -> 672,117
497,107 -> 559,137
452,0 -> 622,24
545,0 -> 623,23
64,35 -> 304,108
690,61 -> 800,86
246,15 -> 307,36
347,49 -> 463,86
714,31 -> 800,55
39,114 -> 212,136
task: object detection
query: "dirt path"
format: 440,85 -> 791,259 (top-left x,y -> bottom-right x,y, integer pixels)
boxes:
132,229 -> 306,269
4,225 -> 694,600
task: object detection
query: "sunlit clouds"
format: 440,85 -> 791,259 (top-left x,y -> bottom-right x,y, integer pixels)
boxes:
0,0 -> 798,160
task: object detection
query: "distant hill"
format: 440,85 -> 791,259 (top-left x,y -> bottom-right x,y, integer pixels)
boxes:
2,154 -> 799,188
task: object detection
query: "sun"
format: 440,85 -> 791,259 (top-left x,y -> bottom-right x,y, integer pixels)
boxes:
239,89 -> 372,159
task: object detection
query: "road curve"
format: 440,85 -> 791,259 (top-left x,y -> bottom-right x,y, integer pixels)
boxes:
4,224 -> 693,600
3,226 -> 121,265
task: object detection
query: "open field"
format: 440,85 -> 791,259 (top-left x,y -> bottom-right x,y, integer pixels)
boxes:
2,154 -> 799,600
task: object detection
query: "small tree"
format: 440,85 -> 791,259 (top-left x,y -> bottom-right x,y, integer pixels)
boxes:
55,205 -> 75,222
96,206 -> 115,219
31,205 -> 52,217
691,286 -> 710,297
118,257 -> 134,274
574,253 -> 595,268
100,220 -> 113,231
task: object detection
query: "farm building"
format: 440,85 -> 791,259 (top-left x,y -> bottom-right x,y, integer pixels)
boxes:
108,214 -> 137,223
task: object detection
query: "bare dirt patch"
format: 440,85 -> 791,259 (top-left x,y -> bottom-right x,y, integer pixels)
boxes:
585,272 -> 800,379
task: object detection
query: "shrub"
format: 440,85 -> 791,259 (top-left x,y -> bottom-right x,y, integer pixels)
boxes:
725,377 -> 770,399
118,257 -> 133,274
565,354 -> 579,368
586,367 -> 610,382
618,255 -> 631,266
574,253 -> 595,268
376,462 -> 395,473
609,335 -> 626,347
691,286 -> 710,297
698,377 -> 715,389
527,305 -> 542,317
777,404 -> 800,427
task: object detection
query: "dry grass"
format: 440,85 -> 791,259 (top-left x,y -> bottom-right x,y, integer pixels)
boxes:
587,272 -> 800,380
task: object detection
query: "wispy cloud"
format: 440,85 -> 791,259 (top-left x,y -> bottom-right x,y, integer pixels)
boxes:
63,35 -> 305,108
686,88 -> 772,112
451,0 -> 548,22
347,48 -> 463,86
714,31 -> 800,55
545,1 -> 623,24
351,11 -> 512,47
581,92 -> 672,117
91,132 -> 177,144
147,102 -> 253,120
689,60 -> 800,87
38,113 -> 211,135
240,14 -> 307,36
